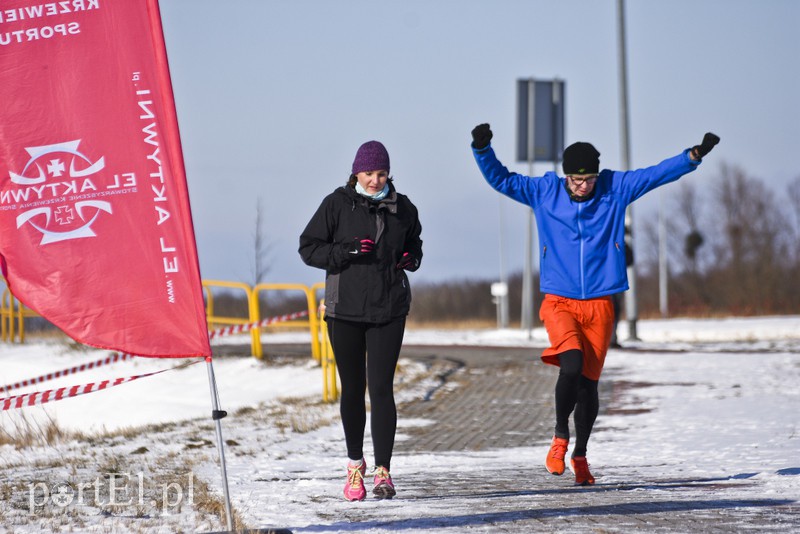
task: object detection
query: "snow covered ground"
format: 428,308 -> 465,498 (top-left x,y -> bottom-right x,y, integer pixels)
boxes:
1,315 -> 799,532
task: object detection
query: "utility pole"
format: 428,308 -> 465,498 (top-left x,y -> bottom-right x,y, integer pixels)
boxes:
616,0 -> 640,340
658,192 -> 669,317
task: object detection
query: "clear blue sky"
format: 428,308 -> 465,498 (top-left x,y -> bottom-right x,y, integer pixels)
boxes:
159,0 -> 800,287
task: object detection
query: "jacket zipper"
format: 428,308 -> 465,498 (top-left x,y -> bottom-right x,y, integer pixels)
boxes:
577,203 -> 586,298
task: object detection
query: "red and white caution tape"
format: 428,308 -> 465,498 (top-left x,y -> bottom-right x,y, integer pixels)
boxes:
0,352 -> 134,394
1,309 -> 309,392
1,359 -> 202,411
0,309 -> 310,409
208,309 -> 309,339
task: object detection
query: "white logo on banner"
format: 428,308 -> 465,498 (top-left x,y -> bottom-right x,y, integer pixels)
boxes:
7,140 -> 114,244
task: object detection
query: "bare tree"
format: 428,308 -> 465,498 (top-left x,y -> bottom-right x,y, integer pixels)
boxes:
787,175 -> 800,266
636,164 -> 798,316
781,174 -> 800,305
710,164 -> 789,313
637,215 -> 660,279
670,181 -> 712,310
635,216 -> 662,314
674,182 -> 706,271
252,196 -> 272,286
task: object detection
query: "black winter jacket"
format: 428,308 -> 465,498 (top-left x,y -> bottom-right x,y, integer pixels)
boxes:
299,182 -> 423,323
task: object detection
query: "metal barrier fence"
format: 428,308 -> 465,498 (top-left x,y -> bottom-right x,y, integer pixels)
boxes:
252,283 -> 321,362
202,279 -> 260,356
1,288 -> 40,343
0,280 -> 339,402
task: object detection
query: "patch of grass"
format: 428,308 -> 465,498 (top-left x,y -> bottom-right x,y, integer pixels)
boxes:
185,438 -> 214,450
233,405 -> 256,417
256,397 -> 336,434
191,475 -> 246,531
0,411 -> 71,448
0,380 -> 343,531
406,318 -> 497,330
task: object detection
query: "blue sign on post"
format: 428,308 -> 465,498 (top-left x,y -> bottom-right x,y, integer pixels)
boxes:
516,79 -> 565,163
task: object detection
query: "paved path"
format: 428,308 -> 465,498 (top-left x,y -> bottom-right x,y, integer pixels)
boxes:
383,344 -> 800,533
252,342 -> 799,532
396,346 -> 555,452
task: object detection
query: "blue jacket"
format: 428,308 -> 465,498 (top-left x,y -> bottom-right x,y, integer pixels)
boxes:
473,145 -> 700,299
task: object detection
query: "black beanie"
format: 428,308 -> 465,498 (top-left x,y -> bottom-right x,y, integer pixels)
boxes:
563,142 -> 600,175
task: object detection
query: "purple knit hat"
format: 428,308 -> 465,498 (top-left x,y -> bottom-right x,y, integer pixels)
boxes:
351,141 -> 390,174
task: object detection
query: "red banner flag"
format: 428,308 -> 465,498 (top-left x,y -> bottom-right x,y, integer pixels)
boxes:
0,1 -> 211,358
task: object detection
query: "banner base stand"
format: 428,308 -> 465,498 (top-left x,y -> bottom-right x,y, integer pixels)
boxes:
205,358 -> 294,533
206,357 -> 235,531
203,529 -> 293,534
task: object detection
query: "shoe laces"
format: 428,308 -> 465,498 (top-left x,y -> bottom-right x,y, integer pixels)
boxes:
550,438 -> 568,459
373,466 -> 391,483
347,463 -> 364,489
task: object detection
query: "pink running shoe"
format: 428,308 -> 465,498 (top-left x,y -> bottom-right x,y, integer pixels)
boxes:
343,458 -> 367,501
372,466 -> 396,499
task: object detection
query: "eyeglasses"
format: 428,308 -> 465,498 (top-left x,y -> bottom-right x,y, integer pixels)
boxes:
567,175 -> 598,186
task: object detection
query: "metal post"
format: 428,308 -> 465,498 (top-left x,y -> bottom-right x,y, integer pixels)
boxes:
658,191 -> 668,317
617,0 -> 639,340
521,79 -> 536,337
498,197 -> 509,329
206,357 -> 234,531
495,292 -> 501,328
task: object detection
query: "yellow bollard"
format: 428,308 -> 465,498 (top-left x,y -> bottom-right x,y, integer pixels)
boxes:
319,303 -> 339,403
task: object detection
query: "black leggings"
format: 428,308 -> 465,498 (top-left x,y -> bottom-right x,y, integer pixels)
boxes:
554,349 -> 599,458
327,316 -> 406,471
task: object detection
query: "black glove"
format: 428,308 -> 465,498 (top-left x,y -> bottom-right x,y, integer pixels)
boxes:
692,132 -> 720,159
471,123 -> 493,150
396,252 -> 419,271
343,237 -> 375,257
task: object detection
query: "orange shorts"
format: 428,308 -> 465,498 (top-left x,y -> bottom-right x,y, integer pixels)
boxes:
539,294 -> 614,381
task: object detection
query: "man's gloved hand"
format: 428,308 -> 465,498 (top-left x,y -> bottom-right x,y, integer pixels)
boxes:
343,237 -> 375,256
396,252 -> 419,271
692,132 -> 720,160
471,123 -> 493,150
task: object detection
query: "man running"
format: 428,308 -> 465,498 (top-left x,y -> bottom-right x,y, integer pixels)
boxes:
471,123 -> 719,484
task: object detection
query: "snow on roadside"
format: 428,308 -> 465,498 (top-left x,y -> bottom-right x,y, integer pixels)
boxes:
1,316 -> 799,532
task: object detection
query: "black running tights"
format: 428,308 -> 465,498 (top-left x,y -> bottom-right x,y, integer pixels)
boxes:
327,316 -> 405,471
554,349 -> 599,458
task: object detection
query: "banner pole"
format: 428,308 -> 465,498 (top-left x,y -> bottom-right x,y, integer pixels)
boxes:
205,357 -> 234,531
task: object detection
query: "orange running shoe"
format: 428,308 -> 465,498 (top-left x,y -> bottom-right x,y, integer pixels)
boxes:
570,456 -> 595,485
545,436 -> 569,475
